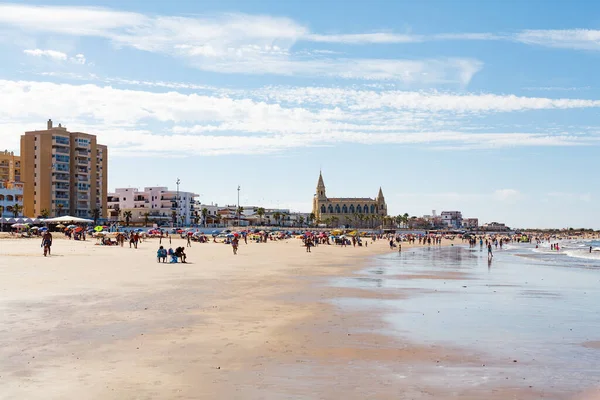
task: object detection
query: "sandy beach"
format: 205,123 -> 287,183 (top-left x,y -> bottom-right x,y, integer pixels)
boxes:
0,235 -> 598,399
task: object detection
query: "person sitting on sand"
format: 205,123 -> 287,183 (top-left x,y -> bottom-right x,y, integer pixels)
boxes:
168,247 -> 177,263
175,247 -> 187,263
157,246 -> 167,263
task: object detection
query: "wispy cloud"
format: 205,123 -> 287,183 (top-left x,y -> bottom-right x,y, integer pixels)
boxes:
24,48 -> 87,64
23,48 -> 67,61
514,29 -> 600,51
0,79 -> 599,157
0,4 -> 480,84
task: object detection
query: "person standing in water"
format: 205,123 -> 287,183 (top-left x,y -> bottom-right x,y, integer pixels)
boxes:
41,231 -> 53,257
487,243 -> 493,260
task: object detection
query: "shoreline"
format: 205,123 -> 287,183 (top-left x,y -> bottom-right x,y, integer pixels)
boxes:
0,237 -> 592,399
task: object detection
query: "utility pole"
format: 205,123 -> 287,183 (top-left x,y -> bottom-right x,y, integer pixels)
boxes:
237,185 -> 241,227
176,178 -> 180,227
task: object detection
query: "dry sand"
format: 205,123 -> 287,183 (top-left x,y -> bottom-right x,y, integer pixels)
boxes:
0,235 -> 593,399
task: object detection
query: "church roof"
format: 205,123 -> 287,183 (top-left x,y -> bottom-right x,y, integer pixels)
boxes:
323,197 -> 376,202
317,171 -> 325,187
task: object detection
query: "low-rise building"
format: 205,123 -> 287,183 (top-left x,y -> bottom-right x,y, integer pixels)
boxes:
482,222 -> 509,231
462,218 -> 479,229
0,181 -> 24,217
107,187 -> 198,226
441,211 -> 463,229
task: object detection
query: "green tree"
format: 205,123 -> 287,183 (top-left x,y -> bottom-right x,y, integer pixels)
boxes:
90,208 -> 100,225
124,211 -> 133,226
256,207 -> 265,226
298,215 -> 305,227
11,203 -> 22,217
273,212 -> 281,226
40,209 -> 50,218
57,203 -> 64,217
201,208 -> 208,227
143,212 -> 150,227
308,212 -> 315,226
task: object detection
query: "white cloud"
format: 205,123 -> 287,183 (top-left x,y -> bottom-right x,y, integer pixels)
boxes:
494,189 -> 521,202
305,32 -> 423,44
71,53 -> 86,64
24,48 -> 87,65
23,48 -> 67,61
514,29 -> 600,51
0,79 -> 599,157
0,4 -> 480,84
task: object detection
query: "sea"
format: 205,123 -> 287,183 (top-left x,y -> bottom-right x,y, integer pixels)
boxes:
332,239 -> 600,396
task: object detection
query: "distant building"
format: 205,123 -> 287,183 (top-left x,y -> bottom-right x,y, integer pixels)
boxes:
482,222 -> 509,231
441,211 -> 463,229
312,171 -> 387,228
193,203 -> 221,226
462,218 -> 479,229
20,119 -> 107,218
107,187 -> 198,226
0,181 -> 24,217
0,150 -> 21,184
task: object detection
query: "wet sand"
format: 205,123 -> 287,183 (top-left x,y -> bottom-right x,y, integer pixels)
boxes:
0,236 -> 593,399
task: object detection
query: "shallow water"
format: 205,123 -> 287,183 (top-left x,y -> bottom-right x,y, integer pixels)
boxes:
333,243 -> 600,394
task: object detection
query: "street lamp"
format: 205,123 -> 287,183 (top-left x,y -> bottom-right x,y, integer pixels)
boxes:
237,185 -> 241,227
176,178 -> 180,226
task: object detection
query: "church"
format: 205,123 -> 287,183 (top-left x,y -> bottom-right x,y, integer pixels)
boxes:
312,171 -> 387,226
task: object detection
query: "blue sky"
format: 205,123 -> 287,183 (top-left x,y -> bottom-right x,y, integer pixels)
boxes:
0,0 -> 599,228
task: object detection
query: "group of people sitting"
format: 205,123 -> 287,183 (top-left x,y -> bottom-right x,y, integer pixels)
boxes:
157,246 -> 187,263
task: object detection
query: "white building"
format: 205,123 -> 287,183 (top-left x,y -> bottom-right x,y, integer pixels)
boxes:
0,182 -> 24,217
107,187 -> 198,226
441,211 -> 463,229
192,203 -> 221,226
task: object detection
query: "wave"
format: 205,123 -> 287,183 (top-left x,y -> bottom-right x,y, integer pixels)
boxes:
563,249 -> 600,261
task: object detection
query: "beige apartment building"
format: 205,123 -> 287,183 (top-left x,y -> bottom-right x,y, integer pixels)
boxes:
20,120 -> 108,218
0,150 -> 21,184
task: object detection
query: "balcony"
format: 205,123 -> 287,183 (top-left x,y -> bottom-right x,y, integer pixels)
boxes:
53,174 -> 70,182
54,147 -> 69,154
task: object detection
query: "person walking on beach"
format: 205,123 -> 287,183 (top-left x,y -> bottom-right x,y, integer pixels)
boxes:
232,236 -> 239,255
186,234 -> 191,247
487,243 -> 493,260
305,237 -> 312,253
41,231 -> 53,257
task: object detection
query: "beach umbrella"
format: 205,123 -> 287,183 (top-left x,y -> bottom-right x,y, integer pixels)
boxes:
30,226 -> 39,230
233,232 -> 239,237
11,223 -> 25,228
56,224 -> 65,228
67,224 -> 77,229
94,226 -> 103,232
39,227 -> 48,231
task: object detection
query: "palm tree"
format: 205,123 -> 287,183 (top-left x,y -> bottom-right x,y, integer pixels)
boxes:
256,207 -> 265,226
124,211 -> 133,226
332,216 -> 340,228
345,216 -> 352,228
324,217 -> 332,228
298,215 -> 305,227
90,208 -> 100,225
171,210 -> 177,225
11,203 -> 22,217
273,212 -> 281,226
201,208 -> 208,227
143,212 -> 150,227
41,209 -> 50,218
112,205 -> 121,222
358,214 -> 365,229
403,213 -> 409,228
57,203 -> 64,217
193,211 -> 200,226
308,212 -> 315,227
